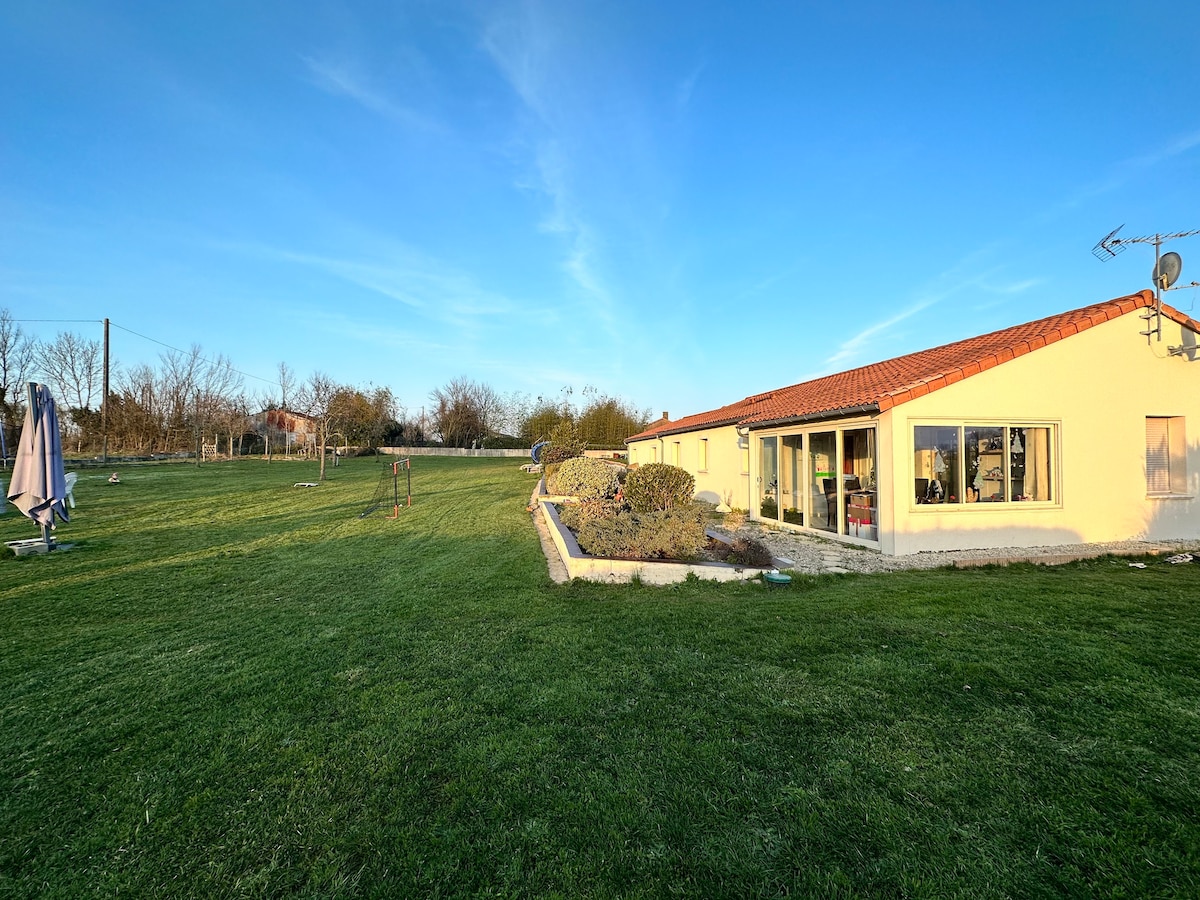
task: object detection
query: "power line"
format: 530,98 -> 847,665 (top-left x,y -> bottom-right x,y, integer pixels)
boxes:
14,317 -> 281,389
12,318 -> 104,324
106,321 -> 280,387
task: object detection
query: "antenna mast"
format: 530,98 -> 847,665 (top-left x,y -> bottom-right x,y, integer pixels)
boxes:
1092,226 -> 1200,343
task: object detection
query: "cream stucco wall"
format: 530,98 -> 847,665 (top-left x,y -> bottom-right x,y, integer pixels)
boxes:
630,307 -> 1198,557
627,424 -> 751,509
886,310 -> 1200,554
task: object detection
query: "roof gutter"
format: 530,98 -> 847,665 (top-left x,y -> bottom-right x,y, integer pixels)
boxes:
627,403 -> 881,442
743,403 -> 881,430
625,416 -> 745,443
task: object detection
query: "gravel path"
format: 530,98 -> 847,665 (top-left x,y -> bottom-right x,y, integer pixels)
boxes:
719,524 -> 1199,575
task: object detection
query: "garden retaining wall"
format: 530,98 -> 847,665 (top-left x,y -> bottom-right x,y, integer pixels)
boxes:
533,484 -> 773,585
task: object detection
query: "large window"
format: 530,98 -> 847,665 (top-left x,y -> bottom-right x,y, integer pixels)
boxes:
914,425 -> 961,504
915,423 -> 1054,505
1146,417 -> 1187,495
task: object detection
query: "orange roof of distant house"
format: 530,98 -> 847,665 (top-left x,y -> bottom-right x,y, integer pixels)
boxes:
628,290 -> 1194,441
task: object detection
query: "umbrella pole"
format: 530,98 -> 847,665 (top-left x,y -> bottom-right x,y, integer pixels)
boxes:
26,382 -> 52,548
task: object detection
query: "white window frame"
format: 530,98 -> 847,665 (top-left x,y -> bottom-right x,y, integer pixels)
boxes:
911,420 -> 1060,510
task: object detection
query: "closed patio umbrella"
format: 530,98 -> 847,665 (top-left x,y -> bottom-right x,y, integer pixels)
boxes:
6,383 -> 69,545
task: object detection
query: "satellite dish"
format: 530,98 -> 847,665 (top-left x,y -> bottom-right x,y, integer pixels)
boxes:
1153,251 -> 1183,289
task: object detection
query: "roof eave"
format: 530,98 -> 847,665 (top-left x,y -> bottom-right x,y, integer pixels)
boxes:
625,415 -> 746,443
743,403 -> 882,430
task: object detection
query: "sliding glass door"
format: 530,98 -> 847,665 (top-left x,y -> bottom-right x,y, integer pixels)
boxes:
781,435 -> 804,525
807,431 -> 837,532
759,436 -> 779,521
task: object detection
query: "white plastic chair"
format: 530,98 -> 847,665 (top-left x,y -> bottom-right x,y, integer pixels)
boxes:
64,472 -> 78,509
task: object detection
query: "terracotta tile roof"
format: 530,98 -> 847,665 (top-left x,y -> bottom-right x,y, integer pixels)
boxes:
629,290 -> 1181,441
625,396 -> 755,442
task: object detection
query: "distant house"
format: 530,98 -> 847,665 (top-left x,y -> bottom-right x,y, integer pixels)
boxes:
251,409 -> 318,454
626,290 -> 1200,555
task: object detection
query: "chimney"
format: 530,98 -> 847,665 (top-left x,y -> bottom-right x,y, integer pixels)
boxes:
662,411 -> 669,421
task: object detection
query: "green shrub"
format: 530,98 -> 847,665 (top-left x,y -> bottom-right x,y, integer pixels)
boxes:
541,419 -> 586,466
575,505 -> 707,561
623,463 -> 695,513
557,498 -> 622,532
548,456 -> 619,501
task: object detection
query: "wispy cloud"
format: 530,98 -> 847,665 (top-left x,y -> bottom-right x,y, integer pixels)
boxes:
301,54 -> 440,132
531,141 -> 613,316
675,61 -> 706,113
480,2 -> 558,126
823,247 -> 1014,369
216,238 -> 541,338
823,298 -> 939,369
978,276 -> 1043,295
1124,128 -> 1200,171
480,3 -> 619,333
1041,127 -> 1200,219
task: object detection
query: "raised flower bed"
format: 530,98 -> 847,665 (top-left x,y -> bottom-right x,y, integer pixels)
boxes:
534,482 -> 780,585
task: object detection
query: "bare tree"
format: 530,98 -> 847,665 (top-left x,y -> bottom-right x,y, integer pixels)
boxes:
0,309 -> 38,454
112,363 -> 161,453
39,330 -> 104,450
430,377 -> 499,448
40,330 -> 103,412
297,372 -> 342,480
156,347 -> 204,448
277,361 -> 297,410
195,353 -> 243,455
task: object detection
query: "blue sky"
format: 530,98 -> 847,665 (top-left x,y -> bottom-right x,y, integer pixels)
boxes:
3,0 -> 1198,421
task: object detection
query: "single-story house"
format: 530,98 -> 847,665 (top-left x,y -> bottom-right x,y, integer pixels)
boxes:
626,290 -> 1199,555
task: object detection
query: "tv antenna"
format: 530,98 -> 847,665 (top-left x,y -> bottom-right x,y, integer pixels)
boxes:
1092,226 -> 1200,343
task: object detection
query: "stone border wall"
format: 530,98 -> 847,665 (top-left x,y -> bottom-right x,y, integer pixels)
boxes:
533,483 -> 773,585
380,448 -> 627,460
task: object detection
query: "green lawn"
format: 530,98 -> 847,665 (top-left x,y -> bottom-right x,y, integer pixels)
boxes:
2,456 -> 1198,898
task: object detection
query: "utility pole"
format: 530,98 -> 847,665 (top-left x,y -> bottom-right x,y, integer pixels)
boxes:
195,390 -> 201,466
101,317 -> 109,463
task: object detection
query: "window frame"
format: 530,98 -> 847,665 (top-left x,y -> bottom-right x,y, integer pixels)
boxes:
911,420 -> 1059,510
1146,416 -> 1188,497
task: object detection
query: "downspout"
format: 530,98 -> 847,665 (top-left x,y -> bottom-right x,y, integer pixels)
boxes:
737,425 -> 751,515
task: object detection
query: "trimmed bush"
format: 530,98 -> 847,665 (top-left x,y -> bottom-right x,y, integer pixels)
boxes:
548,456 -> 619,501
623,463 -> 695,513
575,504 -> 708,561
557,498 -> 623,532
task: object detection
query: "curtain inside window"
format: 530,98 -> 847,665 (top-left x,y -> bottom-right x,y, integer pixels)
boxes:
1024,427 -> 1051,501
